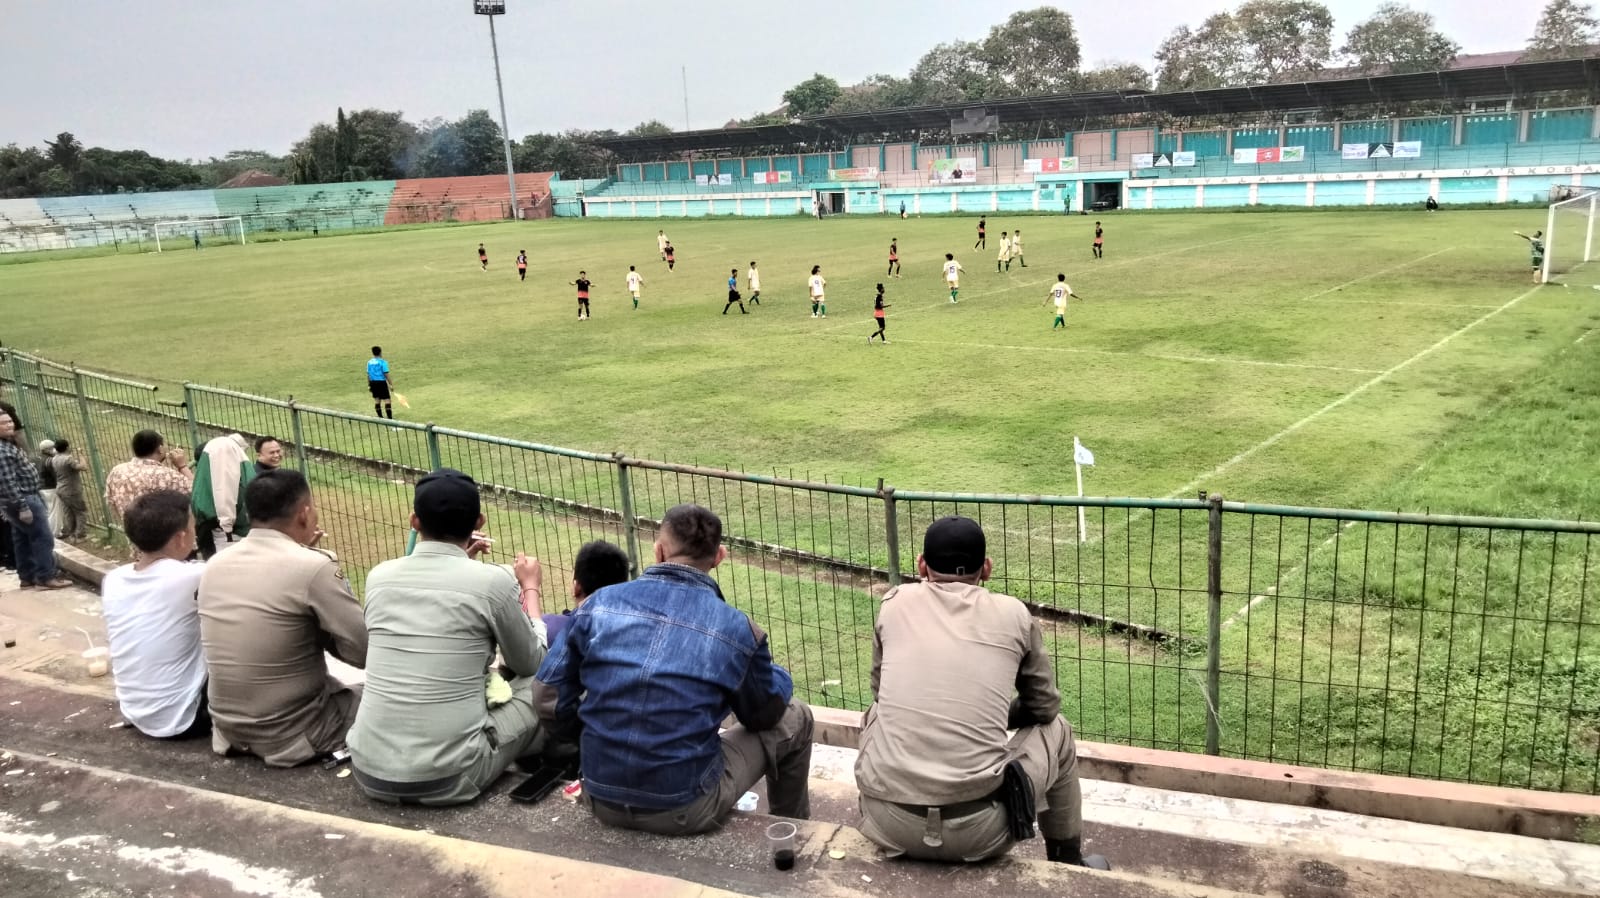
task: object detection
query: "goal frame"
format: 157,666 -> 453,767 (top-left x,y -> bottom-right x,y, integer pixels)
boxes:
1542,190 -> 1598,283
151,217 -> 246,253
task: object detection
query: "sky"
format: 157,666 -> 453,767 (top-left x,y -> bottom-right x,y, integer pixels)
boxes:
0,0 -> 1544,160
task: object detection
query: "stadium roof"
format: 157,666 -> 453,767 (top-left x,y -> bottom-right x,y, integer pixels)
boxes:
597,57 -> 1600,159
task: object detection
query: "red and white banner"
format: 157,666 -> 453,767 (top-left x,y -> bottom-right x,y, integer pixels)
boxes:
1024,157 -> 1079,174
1232,147 -> 1305,164
750,171 -> 794,184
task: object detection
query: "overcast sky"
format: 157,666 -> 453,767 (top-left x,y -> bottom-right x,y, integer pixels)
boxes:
0,0 -> 1543,160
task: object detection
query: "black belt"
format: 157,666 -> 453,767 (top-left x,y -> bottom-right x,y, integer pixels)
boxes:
892,796 -> 997,819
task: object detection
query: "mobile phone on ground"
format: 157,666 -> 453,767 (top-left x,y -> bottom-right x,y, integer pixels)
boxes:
509,764 -> 570,804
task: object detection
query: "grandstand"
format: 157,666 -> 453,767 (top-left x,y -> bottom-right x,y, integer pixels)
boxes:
385,172 -> 554,224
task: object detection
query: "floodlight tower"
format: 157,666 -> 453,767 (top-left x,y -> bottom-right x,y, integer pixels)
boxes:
474,1 -> 520,219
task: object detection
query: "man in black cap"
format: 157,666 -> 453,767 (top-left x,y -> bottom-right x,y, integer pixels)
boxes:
853,515 -> 1109,869
346,468 -> 548,805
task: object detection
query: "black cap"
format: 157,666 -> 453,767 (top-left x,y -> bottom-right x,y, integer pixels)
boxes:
922,516 -> 986,576
414,468 -> 480,523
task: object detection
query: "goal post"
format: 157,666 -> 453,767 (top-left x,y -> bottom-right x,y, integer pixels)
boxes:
1542,189 -> 1599,284
150,217 -> 246,253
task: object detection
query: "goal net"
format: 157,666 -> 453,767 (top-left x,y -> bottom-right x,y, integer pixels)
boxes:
149,217 -> 246,252
1542,189 -> 1599,284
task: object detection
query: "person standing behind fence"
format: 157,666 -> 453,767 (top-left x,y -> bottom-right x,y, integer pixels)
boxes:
105,430 -> 191,527
51,438 -> 89,540
254,436 -> 283,477
192,433 -> 253,560
366,347 -> 394,420
854,516 -> 1109,870
0,408 -> 71,589
36,440 -> 62,537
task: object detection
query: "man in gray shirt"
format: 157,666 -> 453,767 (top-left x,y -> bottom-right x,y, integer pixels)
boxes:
347,468 -> 548,805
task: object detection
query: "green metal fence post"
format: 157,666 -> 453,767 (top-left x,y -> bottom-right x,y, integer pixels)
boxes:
425,423 -> 442,470
181,384 -> 202,455
881,479 -> 901,586
615,453 -> 641,578
1205,492 -> 1224,756
289,399 -> 308,472
71,368 -> 112,538
7,352 -> 39,444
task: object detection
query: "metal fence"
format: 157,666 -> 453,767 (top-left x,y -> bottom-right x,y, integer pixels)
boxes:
3,349 -> 1596,795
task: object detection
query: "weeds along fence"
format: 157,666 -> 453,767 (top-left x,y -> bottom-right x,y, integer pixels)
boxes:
3,349 -> 1597,795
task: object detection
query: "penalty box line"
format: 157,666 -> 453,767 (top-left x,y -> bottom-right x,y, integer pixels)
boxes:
821,335 -> 1383,375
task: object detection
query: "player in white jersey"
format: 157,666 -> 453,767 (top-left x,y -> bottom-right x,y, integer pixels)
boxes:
1047,273 -> 1080,330
1011,230 -> 1026,268
943,253 -> 964,303
626,266 -> 644,310
657,230 -> 668,260
996,231 -> 1012,273
747,261 -> 762,306
808,265 -> 827,317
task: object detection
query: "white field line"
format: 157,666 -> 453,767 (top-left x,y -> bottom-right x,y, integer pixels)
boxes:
1159,282 -> 1544,502
824,335 -> 1383,375
815,231 -> 1264,334
1298,248 -> 1455,301
1306,298 -> 1501,311
1223,520 -> 1358,630
1578,327 -> 1597,345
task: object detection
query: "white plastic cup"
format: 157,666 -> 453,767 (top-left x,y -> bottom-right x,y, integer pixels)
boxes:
83,647 -> 109,678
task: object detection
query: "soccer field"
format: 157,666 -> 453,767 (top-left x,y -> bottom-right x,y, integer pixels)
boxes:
3,208 -> 1596,517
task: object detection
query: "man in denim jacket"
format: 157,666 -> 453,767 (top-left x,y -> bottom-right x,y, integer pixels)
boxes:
534,504 -> 813,834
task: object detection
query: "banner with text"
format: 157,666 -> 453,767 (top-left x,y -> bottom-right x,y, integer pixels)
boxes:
930,157 -> 979,183
1023,157 -> 1079,173
1132,152 -> 1198,169
1342,141 -> 1423,160
827,167 -> 879,181
750,171 -> 794,184
1233,146 -> 1304,164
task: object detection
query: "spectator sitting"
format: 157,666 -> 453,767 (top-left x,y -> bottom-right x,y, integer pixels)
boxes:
347,468 -> 548,806
534,504 -> 813,835
104,429 -> 191,527
254,436 -> 284,476
50,438 -> 89,540
0,408 -> 71,589
199,470 -> 367,767
1425,196 -> 1439,212
102,490 -> 209,740
542,540 -> 631,646
36,439 -> 61,537
193,433 -> 253,559
854,516 -> 1109,869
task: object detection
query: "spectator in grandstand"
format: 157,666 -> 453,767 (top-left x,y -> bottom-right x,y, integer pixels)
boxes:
1514,230 -> 1545,284
854,516 -> 1109,870
477,243 -> 488,271
534,504 -> 813,835
542,540 -> 630,646
254,436 -> 283,476
746,261 -> 762,306
347,468 -> 546,806
367,346 -> 395,420
0,407 -> 71,589
105,430 -> 191,526
200,470 -> 364,767
102,490 -> 209,740
627,265 -> 644,310
50,438 -> 89,540
723,268 -> 747,315
36,440 -> 61,536
192,433 -> 254,560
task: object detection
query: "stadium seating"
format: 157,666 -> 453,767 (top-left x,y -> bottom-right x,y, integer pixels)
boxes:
214,182 -> 397,232
385,173 -> 553,225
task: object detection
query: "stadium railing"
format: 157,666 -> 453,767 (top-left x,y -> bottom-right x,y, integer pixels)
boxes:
4,348 -> 1597,796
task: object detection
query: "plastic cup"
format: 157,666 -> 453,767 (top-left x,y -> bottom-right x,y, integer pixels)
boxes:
83,647 -> 109,678
766,821 -> 797,871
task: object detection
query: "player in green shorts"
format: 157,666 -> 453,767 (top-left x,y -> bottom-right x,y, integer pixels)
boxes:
1514,230 -> 1545,284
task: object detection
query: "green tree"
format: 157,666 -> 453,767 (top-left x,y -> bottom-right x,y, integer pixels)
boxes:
825,75 -> 920,114
1342,3 -> 1460,74
1526,0 -> 1600,60
346,109 -> 417,180
979,7 -> 1082,95
1155,15 -> 1252,91
782,74 -> 843,117
624,120 -> 675,137
909,41 -> 995,104
1234,0 -> 1335,81
0,144 -> 51,198
333,107 -> 355,181
454,109 -> 506,176
512,130 -> 615,180
44,132 -> 83,175
1077,62 -> 1154,92
290,122 -> 337,183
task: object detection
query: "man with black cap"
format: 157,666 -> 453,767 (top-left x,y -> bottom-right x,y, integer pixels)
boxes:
854,515 -> 1109,869
347,468 -> 548,805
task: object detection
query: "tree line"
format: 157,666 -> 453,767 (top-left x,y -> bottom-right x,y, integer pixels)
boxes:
1,0 -> 1594,198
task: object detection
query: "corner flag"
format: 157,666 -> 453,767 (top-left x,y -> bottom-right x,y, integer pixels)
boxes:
1074,437 -> 1095,467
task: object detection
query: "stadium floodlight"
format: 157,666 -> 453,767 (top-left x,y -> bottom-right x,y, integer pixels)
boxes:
473,1 -> 520,219
1542,188 -> 1600,284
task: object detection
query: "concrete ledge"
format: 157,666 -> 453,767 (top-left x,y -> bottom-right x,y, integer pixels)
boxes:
54,541 -> 117,586
813,707 -> 1600,843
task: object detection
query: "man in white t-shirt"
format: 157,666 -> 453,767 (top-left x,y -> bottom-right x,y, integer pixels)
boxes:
747,261 -> 762,306
808,265 -> 827,318
626,266 -> 644,310
943,253 -> 964,303
102,489 -> 210,739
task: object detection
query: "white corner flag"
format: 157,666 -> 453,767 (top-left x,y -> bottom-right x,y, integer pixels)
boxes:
1073,437 -> 1094,543
1074,437 -> 1095,467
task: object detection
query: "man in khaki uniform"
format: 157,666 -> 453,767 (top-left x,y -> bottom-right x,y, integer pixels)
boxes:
855,516 -> 1109,869
199,469 -> 367,766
